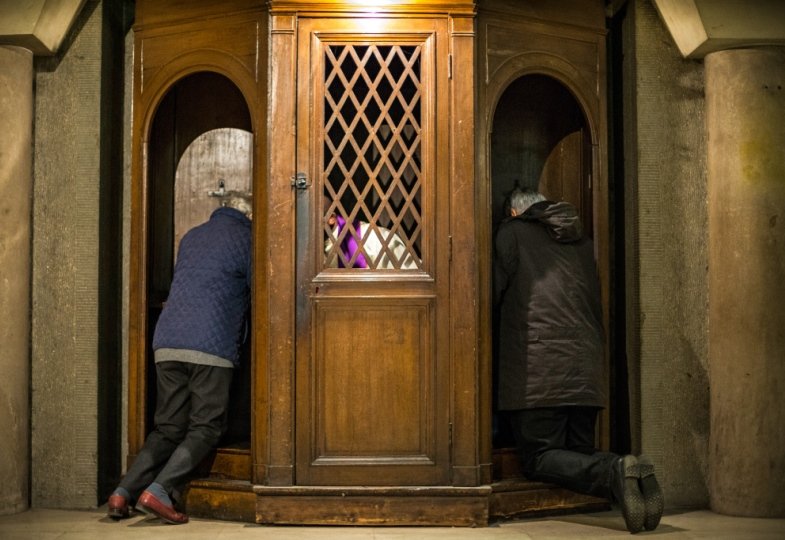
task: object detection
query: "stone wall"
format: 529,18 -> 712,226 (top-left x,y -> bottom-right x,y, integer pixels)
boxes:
31,0 -> 129,508
32,0 -> 103,508
623,0 -> 710,508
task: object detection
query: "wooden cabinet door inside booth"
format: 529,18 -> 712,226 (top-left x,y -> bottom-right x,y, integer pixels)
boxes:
294,17 -> 450,486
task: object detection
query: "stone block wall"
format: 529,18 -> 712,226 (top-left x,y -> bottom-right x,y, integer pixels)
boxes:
622,0 -> 710,508
31,0 -> 129,508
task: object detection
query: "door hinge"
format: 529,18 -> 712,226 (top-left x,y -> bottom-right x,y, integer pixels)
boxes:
448,235 -> 453,262
291,172 -> 310,190
448,53 -> 453,80
448,421 -> 453,448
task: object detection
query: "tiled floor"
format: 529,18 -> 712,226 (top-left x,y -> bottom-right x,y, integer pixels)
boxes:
1,507 -> 784,540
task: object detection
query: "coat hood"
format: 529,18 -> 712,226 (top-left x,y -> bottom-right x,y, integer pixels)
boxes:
521,200 -> 583,243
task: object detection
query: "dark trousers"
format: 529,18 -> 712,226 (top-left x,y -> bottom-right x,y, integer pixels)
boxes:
120,361 -> 233,502
507,406 -> 618,499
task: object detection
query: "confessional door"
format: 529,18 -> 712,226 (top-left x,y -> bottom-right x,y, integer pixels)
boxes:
294,17 -> 451,486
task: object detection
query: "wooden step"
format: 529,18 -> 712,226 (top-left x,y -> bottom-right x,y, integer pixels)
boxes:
184,477 -> 608,526
253,484 -> 491,526
490,478 -> 608,521
182,444 -> 608,525
193,444 -> 251,481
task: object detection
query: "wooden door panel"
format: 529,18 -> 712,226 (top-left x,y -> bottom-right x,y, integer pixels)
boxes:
540,130 -> 584,218
539,128 -> 592,237
311,300 -> 435,462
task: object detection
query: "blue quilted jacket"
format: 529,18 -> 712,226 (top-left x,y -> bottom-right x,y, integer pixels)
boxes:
152,207 -> 252,367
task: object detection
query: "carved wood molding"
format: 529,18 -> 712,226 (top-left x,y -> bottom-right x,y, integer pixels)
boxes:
269,0 -> 476,16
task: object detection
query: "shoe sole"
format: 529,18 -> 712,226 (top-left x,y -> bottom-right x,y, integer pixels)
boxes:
106,509 -> 128,520
638,456 -> 664,531
138,504 -> 183,524
620,455 -> 646,534
106,496 -> 129,520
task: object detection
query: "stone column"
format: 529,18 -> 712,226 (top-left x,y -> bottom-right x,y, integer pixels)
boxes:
706,47 -> 785,517
0,45 -> 33,515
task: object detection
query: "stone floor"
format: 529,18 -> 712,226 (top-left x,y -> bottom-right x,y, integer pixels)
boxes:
1,507 -> 784,539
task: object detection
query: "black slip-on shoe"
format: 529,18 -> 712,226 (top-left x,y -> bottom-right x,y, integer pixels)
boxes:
611,454 -> 646,534
638,455 -> 664,531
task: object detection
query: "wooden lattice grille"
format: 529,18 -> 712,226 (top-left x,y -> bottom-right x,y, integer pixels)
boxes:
322,43 -> 423,270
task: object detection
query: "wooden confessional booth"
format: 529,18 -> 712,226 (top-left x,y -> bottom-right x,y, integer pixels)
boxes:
128,0 -> 610,526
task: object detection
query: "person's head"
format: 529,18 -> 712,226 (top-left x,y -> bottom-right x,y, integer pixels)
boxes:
504,187 -> 545,217
320,195 -> 335,227
224,194 -> 253,219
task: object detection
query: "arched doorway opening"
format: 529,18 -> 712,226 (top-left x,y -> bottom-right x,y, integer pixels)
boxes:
490,74 -> 592,236
490,73 -> 596,474
142,71 -> 254,477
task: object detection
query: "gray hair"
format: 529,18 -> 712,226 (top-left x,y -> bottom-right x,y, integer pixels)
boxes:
223,194 -> 253,217
506,187 -> 545,215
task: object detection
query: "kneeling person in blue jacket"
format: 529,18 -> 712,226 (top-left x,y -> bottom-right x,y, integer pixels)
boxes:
108,196 -> 252,524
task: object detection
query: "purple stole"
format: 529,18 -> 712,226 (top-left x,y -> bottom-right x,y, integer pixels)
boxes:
335,215 -> 368,268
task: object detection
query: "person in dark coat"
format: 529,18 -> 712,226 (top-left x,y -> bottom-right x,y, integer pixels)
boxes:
107,196 -> 252,524
494,187 -> 663,533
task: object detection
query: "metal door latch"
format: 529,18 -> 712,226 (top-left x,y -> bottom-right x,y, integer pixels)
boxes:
291,172 -> 310,190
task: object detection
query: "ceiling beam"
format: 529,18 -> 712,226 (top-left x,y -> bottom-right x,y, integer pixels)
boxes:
653,0 -> 785,59
0,0 -> 87,56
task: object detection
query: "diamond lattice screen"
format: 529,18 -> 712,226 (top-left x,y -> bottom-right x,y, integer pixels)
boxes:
323,44 -> 423,270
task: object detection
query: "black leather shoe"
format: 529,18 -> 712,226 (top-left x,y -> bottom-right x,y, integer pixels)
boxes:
107,494 -> 129,520
638,455 -> 664,530
610,454 -> 646,533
